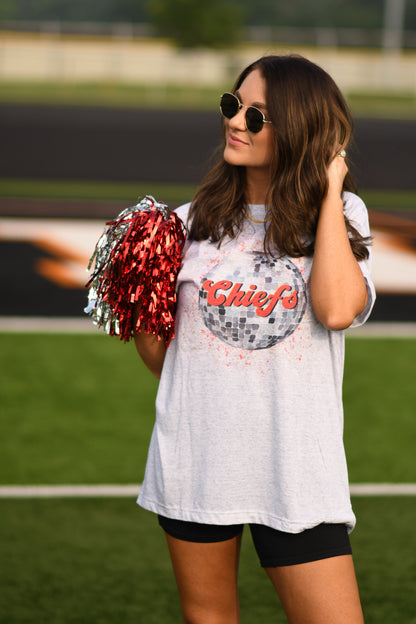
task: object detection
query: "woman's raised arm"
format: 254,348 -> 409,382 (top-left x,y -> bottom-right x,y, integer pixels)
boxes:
309,154 -> 368,330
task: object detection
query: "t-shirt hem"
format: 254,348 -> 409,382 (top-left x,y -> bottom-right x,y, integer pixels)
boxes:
137,496 -> 356,535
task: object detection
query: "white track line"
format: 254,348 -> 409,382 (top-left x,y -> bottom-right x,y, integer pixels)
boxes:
1,483 -> 416,499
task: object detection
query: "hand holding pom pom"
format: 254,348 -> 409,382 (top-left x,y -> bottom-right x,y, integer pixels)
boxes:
85,196 -> 186,345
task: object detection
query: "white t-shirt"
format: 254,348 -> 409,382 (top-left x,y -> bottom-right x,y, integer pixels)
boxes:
137,191 -> 375,533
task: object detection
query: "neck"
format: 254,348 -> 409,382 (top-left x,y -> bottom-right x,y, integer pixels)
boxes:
245,168 -> 270,205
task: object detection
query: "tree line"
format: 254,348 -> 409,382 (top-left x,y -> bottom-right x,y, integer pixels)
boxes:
2,0 -> 416,48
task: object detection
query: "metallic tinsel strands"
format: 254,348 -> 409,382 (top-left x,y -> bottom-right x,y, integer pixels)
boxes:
84,196 -> 186,345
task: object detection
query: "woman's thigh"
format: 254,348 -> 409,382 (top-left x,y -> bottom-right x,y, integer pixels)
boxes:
164,532 -> 243,624
265,554 -> 364,624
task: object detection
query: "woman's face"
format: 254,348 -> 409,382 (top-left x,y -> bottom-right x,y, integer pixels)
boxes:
223,69 -> 274,174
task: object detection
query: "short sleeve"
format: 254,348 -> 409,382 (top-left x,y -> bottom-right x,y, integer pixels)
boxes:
175,202 -> 192,224
342,191 -> 376,328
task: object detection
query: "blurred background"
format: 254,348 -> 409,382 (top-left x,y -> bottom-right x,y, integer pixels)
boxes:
0,0 -> 415,322
1,2 -> 416,623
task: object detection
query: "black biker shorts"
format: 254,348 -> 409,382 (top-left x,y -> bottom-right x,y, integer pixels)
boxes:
158,515 -> 352,567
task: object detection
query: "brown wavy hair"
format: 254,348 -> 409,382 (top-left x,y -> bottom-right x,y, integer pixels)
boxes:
188,54 -> 370,260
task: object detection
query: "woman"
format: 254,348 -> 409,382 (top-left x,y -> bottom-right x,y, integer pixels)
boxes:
134,54 -> 375,623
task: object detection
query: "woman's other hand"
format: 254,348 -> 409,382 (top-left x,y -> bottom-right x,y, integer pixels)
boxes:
133,331 -> 166,379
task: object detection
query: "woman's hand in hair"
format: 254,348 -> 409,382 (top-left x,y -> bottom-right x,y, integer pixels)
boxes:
325,150 -> 348,199
310,152 -> 368,330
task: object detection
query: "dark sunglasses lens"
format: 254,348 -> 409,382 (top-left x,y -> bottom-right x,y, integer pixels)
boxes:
246,107 -> 264,133
220,93 -> 238,119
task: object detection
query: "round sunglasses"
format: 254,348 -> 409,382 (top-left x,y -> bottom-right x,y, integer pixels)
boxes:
220,92 -> 272,134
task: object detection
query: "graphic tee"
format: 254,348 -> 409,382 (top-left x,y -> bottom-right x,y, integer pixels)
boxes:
137,192 -> 375,533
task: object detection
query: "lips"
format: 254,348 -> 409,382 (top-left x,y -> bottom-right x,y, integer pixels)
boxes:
228,133 -> 248,146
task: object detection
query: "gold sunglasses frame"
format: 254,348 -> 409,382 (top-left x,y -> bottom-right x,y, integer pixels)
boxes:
220,92 -> 273,133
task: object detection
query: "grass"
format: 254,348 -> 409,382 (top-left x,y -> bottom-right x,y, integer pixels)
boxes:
343,338 -> 416,483
1,333 -> 415,622
0,500 -> 182,624
360,189 -> 416,211
1,80 -> 416,119
347,90 -> 416,120
0,334 -> 158,484
1,497 -> 415,623
1,178 -> 416,213
349,497 -> 416,624
0,178 -> 197,207
1,334 -> 415,485
0,81 -> 228,112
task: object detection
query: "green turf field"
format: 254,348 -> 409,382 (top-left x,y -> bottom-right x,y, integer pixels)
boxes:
1,334 -> 415,484
0,178 -> 197,207
1,177 -> 416,214
1,497 -> 415,624
1,80 -> 416,119
1,334 -> 416,622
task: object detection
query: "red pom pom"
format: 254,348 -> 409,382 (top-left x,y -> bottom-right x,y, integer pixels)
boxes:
85,196 -> 186,345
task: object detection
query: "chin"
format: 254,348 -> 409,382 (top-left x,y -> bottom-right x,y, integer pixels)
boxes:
223,147 -> 245,167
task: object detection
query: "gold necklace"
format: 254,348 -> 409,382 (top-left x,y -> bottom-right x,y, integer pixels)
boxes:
244,209 -> 269,224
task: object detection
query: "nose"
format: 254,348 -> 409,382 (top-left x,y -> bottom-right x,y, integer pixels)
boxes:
229,107 -> 247,131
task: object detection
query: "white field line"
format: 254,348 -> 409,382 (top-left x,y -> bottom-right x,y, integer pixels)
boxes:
349,483 -> 416,495
1,483 -> 416,499
1,317 -> 416,337
0,317 -> 101,333
0,484 -> 141,498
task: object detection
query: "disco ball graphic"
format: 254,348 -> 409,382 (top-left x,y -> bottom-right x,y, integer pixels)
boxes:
199,253 -> 307,350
